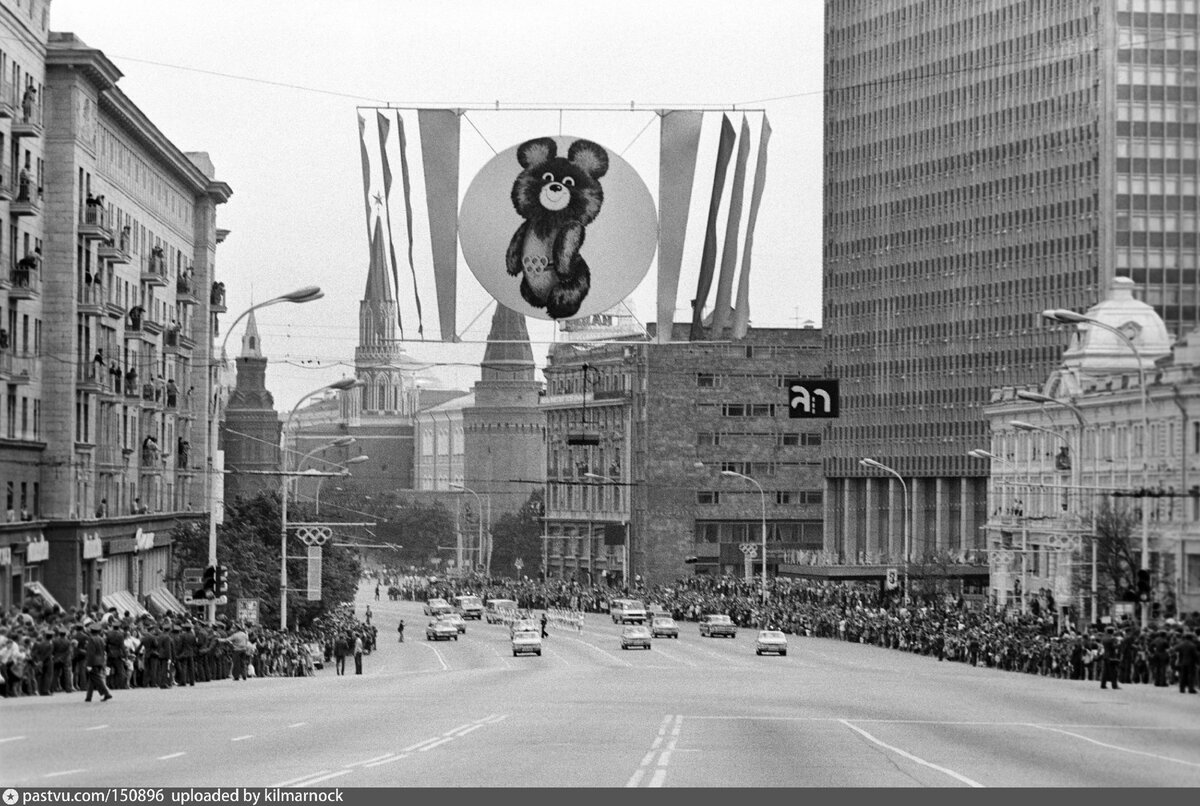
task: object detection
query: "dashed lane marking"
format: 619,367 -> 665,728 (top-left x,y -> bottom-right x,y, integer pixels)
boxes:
418,737 -> 455,752
0,737 -> 26,744
157,753 -> 185,761
363,754 -> 408,768
273,771 -> 330,787
298,770 -> 353,787
627,715 -> 675,787
444,721 -> 478,736
839,720 -> 984,788
419,642 -> 450,671
648,769 -> 667,787
558,634 -> 632,667
85,725 -> 108,731
451,724 -> 483,738
402,737 -> 443,752
43,770 -> 86,779
287,722 -> 307,728
1028,724 -> 1200,769
231,735 -> 253,742
345,754 -> 394,767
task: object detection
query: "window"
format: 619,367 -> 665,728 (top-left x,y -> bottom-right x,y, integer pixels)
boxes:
775,491 -> 792,505
697,491 -> 720,505
697,373 -> 717,387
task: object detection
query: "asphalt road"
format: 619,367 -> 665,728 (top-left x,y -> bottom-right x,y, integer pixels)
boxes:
2,587 -> 1199,788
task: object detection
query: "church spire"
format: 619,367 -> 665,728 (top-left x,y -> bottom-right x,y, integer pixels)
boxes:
480,303 -> 534,382
360,217 -> 398,346
241,308 -> 263,358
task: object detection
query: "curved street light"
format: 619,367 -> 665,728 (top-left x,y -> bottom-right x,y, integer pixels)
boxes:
584,471 -> 628,588
449,483 -> 488,576
315,455 -> 369,516
1043,308 -> 1151,628
860,458 -> 910,604
720,469 -> 768,611
206,286 -> 324,623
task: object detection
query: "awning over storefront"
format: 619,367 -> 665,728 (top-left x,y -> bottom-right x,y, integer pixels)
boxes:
101,590 -> 148,619
23,580 -> 61,611
145,586 -> 186,617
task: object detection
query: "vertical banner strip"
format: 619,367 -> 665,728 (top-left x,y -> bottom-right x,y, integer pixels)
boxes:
395,113 -> 424,338
357,113 -> 373,237
710,116 -> 752,335
732,116 -> 771,339
656,110 -> 703,344
419,109 -> 461,342
376,112 -> 405,335
689,115 -> 737,342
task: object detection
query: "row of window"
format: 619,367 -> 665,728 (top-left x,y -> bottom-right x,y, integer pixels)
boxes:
697,431 -> 821,448
696,490 -> 823,506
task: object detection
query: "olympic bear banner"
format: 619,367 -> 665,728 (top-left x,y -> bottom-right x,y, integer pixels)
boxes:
356,107 -> 770,343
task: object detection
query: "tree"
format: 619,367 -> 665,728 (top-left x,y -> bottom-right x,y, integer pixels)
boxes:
1074,499 -> 1140,614
489,489 -> 545,578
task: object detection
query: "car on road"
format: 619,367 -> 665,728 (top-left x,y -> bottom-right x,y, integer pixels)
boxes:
755,630 -> 788,656
485,598 -> 518,624
425,618 -> 459,641
454,594 -> 484,620
443,612 -> 468,634
699,614 -> 738,638
511,629 -> 543,657
510,618 -> 538,638
424,597 -> 454,617
620,624 -> 652,650
610,598 -> 648,624
650,616 -> 679,639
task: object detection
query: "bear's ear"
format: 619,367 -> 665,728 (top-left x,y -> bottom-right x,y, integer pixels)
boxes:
567,139 -> 609,180
517,137 -> 557,170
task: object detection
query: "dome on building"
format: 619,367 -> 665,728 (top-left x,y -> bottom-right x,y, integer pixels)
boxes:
1059,276 -> 1172,376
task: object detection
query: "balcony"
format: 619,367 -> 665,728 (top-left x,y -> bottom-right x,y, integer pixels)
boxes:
78,204 -> 113,243
142,316 -> 164,336
11,96 -> 43,139
76,363 -> 105,393
104,293 -> 125,320
163,329 -> 179,354
9,352 -> 39,385
141,252 -> 168,287
123,324 -> 154,345
178,332 -> 196,353
176,273 -> 198,305
9,182 -> 41,216
140,383 -> 164,410
8,269 -> 41,300
78,284 -> 105,317
98,229 -> 132,264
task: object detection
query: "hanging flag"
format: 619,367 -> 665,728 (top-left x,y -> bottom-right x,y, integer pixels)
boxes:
394,112 -> 424,338
732,116 -> 771,339
376,112 -> 406,336
689,115 -> 736,342
710,116 -> 752,335
656,110 -> 703,344
356,113 -> 373,237
419,109 -> 461,342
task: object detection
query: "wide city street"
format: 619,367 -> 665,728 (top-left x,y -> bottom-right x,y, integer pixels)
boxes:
2,587 -> 1199,788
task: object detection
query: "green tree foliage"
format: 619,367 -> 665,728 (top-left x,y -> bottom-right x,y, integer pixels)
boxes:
170,490 -> 361,629
1071,499 -> 1140,612
489,489 -> 545,578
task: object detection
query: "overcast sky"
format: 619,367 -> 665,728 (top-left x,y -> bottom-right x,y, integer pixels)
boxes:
50,0 -> 825,412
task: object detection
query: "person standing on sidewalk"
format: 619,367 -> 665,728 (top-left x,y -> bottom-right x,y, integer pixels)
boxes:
1100,627 -> 1121,690
353,633 -> 364,675
83,622 -> 112,703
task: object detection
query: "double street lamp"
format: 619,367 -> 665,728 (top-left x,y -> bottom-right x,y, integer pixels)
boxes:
449,483 -> 489,575
584,471 -> 628,588
859,458 -> 909,604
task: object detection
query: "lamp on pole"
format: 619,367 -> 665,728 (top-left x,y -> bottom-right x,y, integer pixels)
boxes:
584,471 -> 628,589
208,286 -> 323,624
280,376 -> 361,631
860,458 -> 909,604
1043,308 -> 1152,628
314,455 -> 368,516
720,470 -> 768,610
291,436 -> 356,507
449,483 -> 486,575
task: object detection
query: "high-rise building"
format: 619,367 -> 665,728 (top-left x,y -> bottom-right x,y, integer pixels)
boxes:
221,309 -> 281,502
0,7 -> 230,613
822,0 -> 1200,565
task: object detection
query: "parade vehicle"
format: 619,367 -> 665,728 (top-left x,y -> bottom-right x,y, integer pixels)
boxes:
443,612 -> 468,634
454,594 -> 484,620
485,599 -> 519,623
426,618 -> 460,641
699,614 -> 738,638
511,629 -> 543,657
620,624 -> 653,650
650,616 -> 679,639
610,598 -> 648,624
424,598 -> 454,617
755,630 -> 788,656
510,618 -> 538,638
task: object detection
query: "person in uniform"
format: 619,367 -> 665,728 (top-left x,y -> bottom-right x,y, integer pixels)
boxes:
105,621 -> 127,690
1100,627 -> 1121,690
50,627 -> 73,693
30,628 -> 53,696
83,622 -> 112,703
1173,631 -> 1198,694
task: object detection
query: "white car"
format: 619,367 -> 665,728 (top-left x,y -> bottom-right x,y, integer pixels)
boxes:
511,629 -> 543,657
510,618 -> 538,638
442,612 -> 467,634
424,598 -> 454,617
755,630 -> 788,656
620,625 -> 652,650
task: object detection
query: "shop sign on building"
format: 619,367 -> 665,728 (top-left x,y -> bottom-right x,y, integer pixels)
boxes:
82,534 -> 103,560
26,535 -> 49,563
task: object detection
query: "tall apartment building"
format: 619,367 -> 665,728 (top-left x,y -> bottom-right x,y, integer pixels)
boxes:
0,6 -> 229,612
541,319 -> 826,587
823,0 -> 1200,564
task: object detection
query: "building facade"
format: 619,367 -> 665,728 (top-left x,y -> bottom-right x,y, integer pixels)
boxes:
983,277 -> 1199,621
541,320 -> 826,588
823,0 -> 1200,566
0,8 -> 229,614
221,309 -> 280,502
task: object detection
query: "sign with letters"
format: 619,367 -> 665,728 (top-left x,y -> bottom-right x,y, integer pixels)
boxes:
885,568 -> 899,590
787,379 -> 839,418
307,546 -> 322,601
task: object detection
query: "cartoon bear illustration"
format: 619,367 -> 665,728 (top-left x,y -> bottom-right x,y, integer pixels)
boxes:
506,137 -> 608,319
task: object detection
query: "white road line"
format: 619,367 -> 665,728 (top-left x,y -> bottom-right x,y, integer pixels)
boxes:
671,715 -> 683,736
648,769 -> 667,787
157,753 -> 185,761
43,770 -> 86,778
444,721 -> 477,736
651,737 -> 662,750
345,753 -> 394,767
452,724 -> 484,738
85,725 -> 108,731
0,736 -> 25,743
543,647 -> 572,667
419,642 -> 450,671
1029,724 -> 1200,769
559,634 -> 632,667
287,722 -> 307,728
402,737 -> 444,752
647,645 -> 696,668
640,751 -> 657,767
273,771 -> 330,787
418,737 -> 455,752
363,754 -> 409,768
488,645 -> 515,669
480,714 -> 508,724
839,720 -> 984,788
231,735 -> 253,742
298,770 -> 353,787
626,770 -> 645,787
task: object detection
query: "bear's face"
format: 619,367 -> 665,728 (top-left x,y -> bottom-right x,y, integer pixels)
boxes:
511,137 -> 609,228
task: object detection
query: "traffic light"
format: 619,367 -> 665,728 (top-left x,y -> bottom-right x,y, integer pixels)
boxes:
215,565 -> 229,595
198,565 -> 217,600
1137,569 -> 1151,602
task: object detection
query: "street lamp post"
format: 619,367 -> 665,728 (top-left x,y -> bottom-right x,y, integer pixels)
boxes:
280,377 -> 361,631
584,471 -> 628,589
860,458 -> 909,604
290,436 -> 356,505
314,455 -> 369,517
450,483 -> 485,575
1044,309 -> 1152,628
207,286 -> 323,624
720,470 -> 768,611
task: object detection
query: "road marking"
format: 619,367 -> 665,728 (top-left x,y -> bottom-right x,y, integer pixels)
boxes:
364,754 -> 408,768
0,737 -> 26,743
488,645 -> 515,669
651,737 -> 662,749
648,769 -> 667,787
419,642 -> 450,671
544,647 -> 572,667
839,720 -> 984,788
287,722 -> 307,728
85,725 -> 108,731
559,634 -> 632,667
445,721 -> 477,736
43,770 -> 86,779
627,715 -> 676,787
1028,724 -> 1200,769
418,737 -> 455,752
345,753 -> 394,767
626,770 -> 645,787
647,645 -> 696,668
451,724 -> 483,738
639,751 -> 656,767
273,771 -> 330,787
402,737 -> 443,752
298,770 -> 353,787
157,753 -> 185,761
231,735 -> 253,742
480,714 -> 508,724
